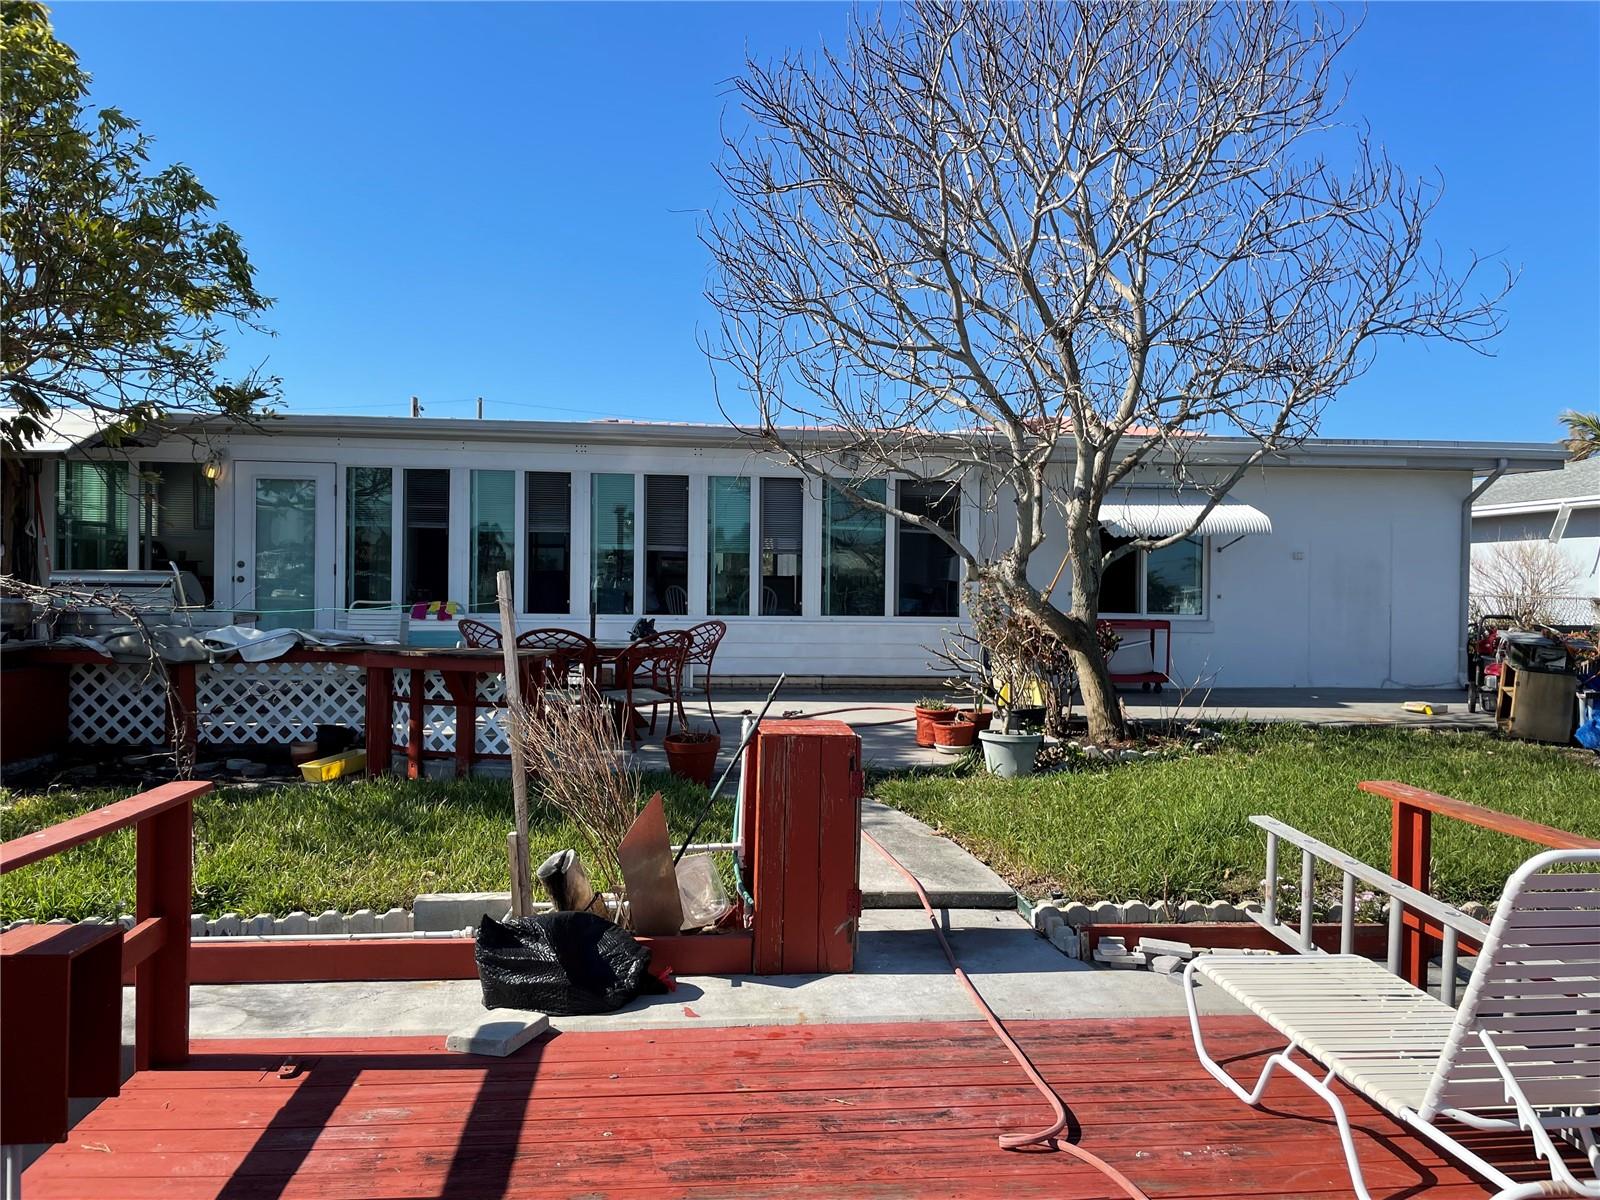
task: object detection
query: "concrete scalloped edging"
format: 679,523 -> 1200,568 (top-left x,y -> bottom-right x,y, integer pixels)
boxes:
3,892 -> 556,939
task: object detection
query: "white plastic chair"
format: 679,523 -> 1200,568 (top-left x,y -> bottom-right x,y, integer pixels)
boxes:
1185,845 -> 1600,1199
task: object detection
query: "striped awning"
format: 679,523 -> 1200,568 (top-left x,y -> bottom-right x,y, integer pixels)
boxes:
1098,493 -> 1272,539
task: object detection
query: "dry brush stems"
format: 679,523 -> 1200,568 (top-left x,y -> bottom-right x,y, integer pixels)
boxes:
704,1 -> 1509,740
511,688 -> 643,921
1473,542 -> 1584,628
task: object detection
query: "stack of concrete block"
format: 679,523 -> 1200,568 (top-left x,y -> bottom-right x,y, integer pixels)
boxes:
1090,935 -> 1146,969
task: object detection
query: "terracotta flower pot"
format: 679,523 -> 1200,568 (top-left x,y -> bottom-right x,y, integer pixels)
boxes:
958,709 -> 993,732
664,733 -> 721,786
914,705 -> 958,747
931,718 -> 977,749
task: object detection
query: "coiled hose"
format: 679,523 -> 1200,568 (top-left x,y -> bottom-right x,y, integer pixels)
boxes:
861,828 -> 1151,1199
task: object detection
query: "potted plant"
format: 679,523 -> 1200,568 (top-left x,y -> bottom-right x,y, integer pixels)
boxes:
663,727 -> 721,786
931,715 -> 979,751
913,696 -> 958,747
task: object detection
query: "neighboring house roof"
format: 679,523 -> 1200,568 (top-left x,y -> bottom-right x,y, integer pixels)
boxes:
1474,458 -> 1600,515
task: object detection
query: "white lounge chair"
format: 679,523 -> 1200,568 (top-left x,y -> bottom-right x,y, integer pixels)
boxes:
1185,845 -> 1600,1200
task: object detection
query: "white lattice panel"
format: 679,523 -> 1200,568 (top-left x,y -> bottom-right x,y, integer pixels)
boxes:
476,672 -> 506,703
393,671 -> 411,700
422,704 -> 454,752
68,663 -> 167,745
423,671 -> 450,700
391,701 -> 409,748
197,662 -> 366,745
477,708 -> 511,755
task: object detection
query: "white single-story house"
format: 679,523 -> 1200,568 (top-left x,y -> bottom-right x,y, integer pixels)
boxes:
1471,458 -> 1600,623
11,414 -> 1567,689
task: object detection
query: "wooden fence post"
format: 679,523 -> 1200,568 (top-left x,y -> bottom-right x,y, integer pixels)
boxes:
135,801 -> 192,1069
1390,796 -> 1433,990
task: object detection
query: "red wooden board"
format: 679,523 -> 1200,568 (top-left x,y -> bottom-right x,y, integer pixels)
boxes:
23,1015 -> 1558,1199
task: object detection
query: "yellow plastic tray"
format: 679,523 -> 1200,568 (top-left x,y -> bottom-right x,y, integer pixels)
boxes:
299,749 -> 367,782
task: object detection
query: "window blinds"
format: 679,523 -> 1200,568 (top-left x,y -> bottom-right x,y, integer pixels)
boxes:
760,478 -> 803,552
645,475 -> 689,550
405,469 -> 450,528
525,472 -> 570,534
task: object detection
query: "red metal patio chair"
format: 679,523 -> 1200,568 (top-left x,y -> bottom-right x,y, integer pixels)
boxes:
601,629 -> 690,748
515,627 -> 600,691
683,620 -> 728,731
457,618 -> 502,648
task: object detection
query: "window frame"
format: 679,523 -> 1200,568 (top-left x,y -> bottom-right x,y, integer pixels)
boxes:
1094,534 -> 1210,620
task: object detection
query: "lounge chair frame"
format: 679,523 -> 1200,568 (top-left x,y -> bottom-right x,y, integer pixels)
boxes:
1184,826 -> 1599,1200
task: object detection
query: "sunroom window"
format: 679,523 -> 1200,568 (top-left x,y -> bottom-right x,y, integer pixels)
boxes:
896,480 -> 960,617
403,468 -> 450,605
592,473 -> 635,615
759,478 -> 803,615
56,461 -> 129,570
469,470 -> 515,612
524,471 -> 571,614
823,481 -> 885,616
346,467 -> 393,607
708,476 -> 750,616
644,475 -> 690,615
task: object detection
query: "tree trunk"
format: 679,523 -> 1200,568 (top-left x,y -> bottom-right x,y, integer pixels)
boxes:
1071,644 -> 1125,745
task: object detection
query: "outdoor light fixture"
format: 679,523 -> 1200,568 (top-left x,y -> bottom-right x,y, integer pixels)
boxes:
202,451 -> 225,482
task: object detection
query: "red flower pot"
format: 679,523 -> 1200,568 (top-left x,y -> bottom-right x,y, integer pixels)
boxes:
958,709 -> 993,732
664,733 -> 721,786
932,718 -> 977,749
914,705 -> 958,747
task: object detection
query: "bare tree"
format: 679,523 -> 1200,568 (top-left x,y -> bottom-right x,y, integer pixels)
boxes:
1473,541 -> 1583,628
704,2 -> 1507,742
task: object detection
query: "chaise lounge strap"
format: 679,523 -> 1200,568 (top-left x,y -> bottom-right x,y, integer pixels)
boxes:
1195,954 -> 1457,1119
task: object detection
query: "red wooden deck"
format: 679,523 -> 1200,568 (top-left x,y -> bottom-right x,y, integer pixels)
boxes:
25,1015 -> 1543,1200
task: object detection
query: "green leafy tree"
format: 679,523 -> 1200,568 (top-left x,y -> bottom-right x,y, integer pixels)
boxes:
0,1 -> 277,454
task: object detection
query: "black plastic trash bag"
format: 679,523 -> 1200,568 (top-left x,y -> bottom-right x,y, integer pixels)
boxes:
474,911 -> 664,1015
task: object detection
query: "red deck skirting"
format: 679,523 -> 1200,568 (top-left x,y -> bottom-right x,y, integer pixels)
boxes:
23,1016 -> 1549,1199
190,931 -> 755,983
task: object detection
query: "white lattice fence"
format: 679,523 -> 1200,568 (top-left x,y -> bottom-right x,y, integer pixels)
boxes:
68,663 -> 167,745
197,662 -> 366,746
388,668 -> 512,757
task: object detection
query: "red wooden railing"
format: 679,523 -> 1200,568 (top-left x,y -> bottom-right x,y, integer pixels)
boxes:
1361,780 -> 1600,990
0,780 -> 208,1069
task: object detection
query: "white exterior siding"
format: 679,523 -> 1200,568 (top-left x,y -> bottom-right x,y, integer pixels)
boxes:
37,422 -> 1549,689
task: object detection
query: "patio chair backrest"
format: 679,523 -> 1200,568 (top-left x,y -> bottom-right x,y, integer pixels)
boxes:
618,629 -> 689,683
457,619 -> 502,649
684,620 -> 726,667
515,628 -> 598,683
1420,847 -> 1600,1119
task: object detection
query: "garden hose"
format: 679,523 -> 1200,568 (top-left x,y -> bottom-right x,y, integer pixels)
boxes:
861,828 -> 1152,1199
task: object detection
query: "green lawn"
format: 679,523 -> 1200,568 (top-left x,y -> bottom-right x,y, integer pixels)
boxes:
874,725 -> 1599,906
0,774 -> 723,922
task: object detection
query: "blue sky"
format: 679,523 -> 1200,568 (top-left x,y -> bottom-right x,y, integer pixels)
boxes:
49,1 -> 1599,441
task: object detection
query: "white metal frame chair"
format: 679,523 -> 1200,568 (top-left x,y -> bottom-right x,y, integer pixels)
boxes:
1184,825 -> 1599,1200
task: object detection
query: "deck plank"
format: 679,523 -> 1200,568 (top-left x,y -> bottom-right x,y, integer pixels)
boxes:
25,1015 -> 1537,1199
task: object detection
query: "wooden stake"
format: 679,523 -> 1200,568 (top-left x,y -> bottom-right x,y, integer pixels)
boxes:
496,570 -> 533,918
506,830 -> 528,920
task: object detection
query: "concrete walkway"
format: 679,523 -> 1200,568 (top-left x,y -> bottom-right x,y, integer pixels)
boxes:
859,799 -> 1014,908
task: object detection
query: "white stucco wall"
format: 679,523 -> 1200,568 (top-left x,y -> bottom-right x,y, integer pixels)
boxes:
39,429 -> 1474,689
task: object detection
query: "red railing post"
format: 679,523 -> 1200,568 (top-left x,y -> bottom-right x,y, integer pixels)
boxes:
1389,797 -> 1433,989
135,801 -> 192,1069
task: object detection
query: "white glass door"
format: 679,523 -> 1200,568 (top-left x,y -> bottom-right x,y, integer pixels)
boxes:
233,462 -> 336,630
